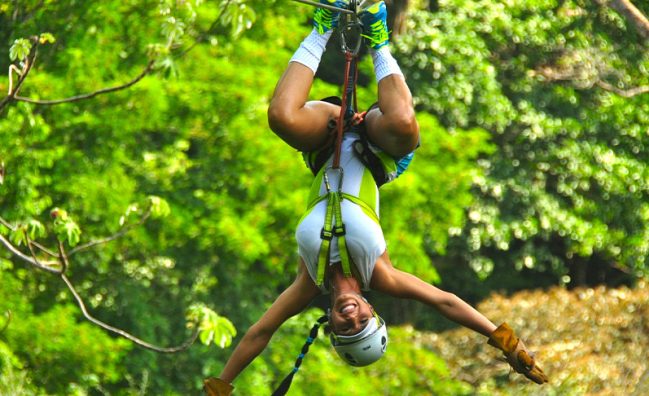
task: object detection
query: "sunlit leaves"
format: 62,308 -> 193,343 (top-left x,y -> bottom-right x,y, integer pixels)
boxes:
38,32 -> 55,44
118,204 -> 140,227
186,304 -> 237,348
147,196 -> 170,219
9,38 -> 31,62
221,1 -> 256,38
51,208 -> 81,247
8,33 -> 55,62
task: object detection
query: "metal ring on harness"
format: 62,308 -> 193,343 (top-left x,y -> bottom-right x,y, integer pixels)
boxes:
323,166 -> 344,193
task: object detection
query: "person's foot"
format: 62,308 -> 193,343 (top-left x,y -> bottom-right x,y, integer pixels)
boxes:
313,0 -> 349,34
359,1 -> 389,49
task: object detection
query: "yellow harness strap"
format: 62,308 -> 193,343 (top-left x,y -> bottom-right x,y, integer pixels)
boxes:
304,184 -> 379,288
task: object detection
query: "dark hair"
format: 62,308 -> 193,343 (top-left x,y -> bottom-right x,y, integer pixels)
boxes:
271,315 -> 329,396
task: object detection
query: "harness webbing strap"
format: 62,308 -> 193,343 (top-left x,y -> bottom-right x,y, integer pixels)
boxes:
332,192 -> 352,278
316,191 -> 352,285
308,188 -> 379,287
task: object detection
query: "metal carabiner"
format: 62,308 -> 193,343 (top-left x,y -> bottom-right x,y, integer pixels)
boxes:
323,166 -> 344,193
338,1 -> 363,56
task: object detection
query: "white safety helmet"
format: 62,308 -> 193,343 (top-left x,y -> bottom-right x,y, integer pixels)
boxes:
329,313 -> 388,367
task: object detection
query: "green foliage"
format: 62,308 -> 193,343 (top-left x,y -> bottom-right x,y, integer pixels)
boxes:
147,195 -> 171,219
395,0 -> 649,289
2,0 -> 649,394
52,208 -> 81,247
187,303 -> 237,348
0,268 -> 130,394
0,341 -> 39,396
380,113 -> 493,282
9,38 -> 31,61
221,0 -> 257,38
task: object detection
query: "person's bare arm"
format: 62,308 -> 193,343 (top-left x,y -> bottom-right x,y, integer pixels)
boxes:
370,253 -> 496,337
219,261 -> 320,383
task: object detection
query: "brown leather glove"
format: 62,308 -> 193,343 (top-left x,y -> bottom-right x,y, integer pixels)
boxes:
488,323 -> 549,384
203,377 -> 234,396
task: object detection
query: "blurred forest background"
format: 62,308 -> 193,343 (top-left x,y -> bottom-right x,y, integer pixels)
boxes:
1,0 -> 649,394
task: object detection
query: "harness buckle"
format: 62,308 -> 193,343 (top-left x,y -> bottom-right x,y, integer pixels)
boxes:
333,224 -> 346,236
320,228 -> 334,241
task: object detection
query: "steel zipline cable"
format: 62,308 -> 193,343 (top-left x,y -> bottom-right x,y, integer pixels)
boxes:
291,0 -> 355,14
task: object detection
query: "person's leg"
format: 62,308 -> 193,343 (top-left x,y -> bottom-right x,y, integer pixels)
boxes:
268,60 -> 339,152
360,2 -> 419,158
268,2 -> 347,152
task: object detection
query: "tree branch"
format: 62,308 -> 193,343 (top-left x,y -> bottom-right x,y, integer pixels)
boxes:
0,233 -> 61,273
68,207 -> 152,256
13,60 -> 155,106
596,0 -> 649,40
1,212 -> 199,353
596,80 -> 649,97
0,215 -> 60,257
60,272 -> 198,353
25,230 -> 64,274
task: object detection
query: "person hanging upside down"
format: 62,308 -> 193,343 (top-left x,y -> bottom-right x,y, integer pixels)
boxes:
204,1 -> 548,395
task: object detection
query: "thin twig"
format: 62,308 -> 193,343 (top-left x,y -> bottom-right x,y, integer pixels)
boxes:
25,230 -> 63,274
0,40 -> 38,113
7,64 -> 22,95
0,216 -> 14,230
0,234 -> 61,273
13,60 -> 155,106
177,0 -> 233,58
0,215 -> 59,257
56,239 -> 69,274
60,272 -> 199,353
68,207 -> 152,255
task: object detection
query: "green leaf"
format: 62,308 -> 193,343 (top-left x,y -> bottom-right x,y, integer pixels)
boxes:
147,196 -> 170,218
119,203 -> 140,226
9,38 -> 32,62
186,304 -> 236,348
64,221 -> 81,247
26,220 -> 46,240
38,33 -> 56,44
222,2 -> 256,38
9,224 -> 27,247
53,212 -> 81,247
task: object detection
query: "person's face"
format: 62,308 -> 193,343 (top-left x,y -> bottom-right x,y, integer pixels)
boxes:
330,293 -> 373,335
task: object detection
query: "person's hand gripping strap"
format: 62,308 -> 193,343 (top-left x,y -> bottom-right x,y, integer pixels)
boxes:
487,323 -> 549,384
203,377 -> 234,396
